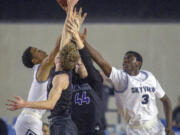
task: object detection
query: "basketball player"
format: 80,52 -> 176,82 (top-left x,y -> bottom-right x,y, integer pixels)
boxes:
66,16 -> 105,135
83,42 -> 175,135
6,32 -> 61,135
7,43 -> 79,135
6,0 -> 80,135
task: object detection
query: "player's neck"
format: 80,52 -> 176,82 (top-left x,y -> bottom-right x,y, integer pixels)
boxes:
128,70 -> 139,76
55,65 -> 63,72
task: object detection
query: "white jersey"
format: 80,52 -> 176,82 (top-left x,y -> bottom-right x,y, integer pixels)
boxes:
15,64 -> 49,135
23,64 -> 49,117
110,67 -> 165,127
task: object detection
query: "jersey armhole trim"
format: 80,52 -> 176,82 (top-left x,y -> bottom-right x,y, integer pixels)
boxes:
35,64 -> 49,83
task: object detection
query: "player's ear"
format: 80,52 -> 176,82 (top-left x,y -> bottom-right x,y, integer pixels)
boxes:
136,61 -> 142,69
32,58 -> 38,64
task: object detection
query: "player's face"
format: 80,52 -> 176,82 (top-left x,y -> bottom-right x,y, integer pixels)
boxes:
42,125 -> 50,135
75,59 -> 88,78
123,54 -> 139,74
30,47 -> 47,64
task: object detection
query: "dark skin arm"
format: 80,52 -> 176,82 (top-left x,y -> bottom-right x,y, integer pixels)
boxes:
83,40 -> 112,77
160,94 -> 175,135
37,35 -> 61,82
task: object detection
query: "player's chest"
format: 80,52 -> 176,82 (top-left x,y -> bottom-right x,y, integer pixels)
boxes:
72,83 -> 93,106
128,77 -> 156,94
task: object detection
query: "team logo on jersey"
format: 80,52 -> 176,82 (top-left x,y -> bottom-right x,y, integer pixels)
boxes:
25,129 -> 37,135
131,86 -> 155,93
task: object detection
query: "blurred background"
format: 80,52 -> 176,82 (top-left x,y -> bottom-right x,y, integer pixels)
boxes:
0,0 -> 180,134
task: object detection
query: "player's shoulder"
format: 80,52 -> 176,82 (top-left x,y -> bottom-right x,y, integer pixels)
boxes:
33,64 -> 40,71
112,67 -> 126,74
55,72 -> 69,80
140,70 -> 156,79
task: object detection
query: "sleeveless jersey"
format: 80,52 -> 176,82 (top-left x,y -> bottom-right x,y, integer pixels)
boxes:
47,68 -> 72,118
110,67 -> 165,126
71,71 -> 105,133
24,64 -> 48,117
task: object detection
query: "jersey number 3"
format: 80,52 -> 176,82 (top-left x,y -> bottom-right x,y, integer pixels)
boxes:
142,94 -> 149,104
75,91 -> 90,105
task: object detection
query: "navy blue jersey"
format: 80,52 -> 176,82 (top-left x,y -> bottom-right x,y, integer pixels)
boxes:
47,68 -> 73,118
71,47 -> 105,135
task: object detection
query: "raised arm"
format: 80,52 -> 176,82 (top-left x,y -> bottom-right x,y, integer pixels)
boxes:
160,95 -> 175,135
67,13 -> 104,95
37,35 -> 61,82
6,74 -> 69,110
84,40 -> 112,77
58,0 -> 79,52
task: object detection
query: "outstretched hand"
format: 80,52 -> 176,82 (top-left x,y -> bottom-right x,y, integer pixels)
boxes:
66,17 -> 79,39
72,8 -> 87,31
6,96 -> 26,111
66,8 -> 87,39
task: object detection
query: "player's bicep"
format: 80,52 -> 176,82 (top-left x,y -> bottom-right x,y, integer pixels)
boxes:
36,57 -> 54,82
47,75 -> 67,107
155,79 -> 165,99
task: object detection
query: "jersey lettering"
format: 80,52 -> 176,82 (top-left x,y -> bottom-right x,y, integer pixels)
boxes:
142,94 -> 149,104
75,91 -> 90,105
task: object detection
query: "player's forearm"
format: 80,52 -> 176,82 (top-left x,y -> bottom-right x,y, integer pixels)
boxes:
24,100 -> 55,110
48,35 -> 62,64
74,32 -> 84,49
59,11 -> 72,51
60,26 -> 71,51
84,41 -> 112,77
161,95 -> 173,129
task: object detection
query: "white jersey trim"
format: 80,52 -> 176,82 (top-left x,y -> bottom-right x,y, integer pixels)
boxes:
33,64 -> 50,84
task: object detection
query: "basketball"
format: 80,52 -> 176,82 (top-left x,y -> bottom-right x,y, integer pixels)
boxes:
56,0 -> 67,9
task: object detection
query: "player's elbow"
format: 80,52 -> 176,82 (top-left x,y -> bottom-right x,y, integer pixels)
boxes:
47,102 -> 56,110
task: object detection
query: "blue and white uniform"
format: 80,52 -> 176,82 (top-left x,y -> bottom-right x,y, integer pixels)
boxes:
14,64 -> 48,135
110,67 -> 165,135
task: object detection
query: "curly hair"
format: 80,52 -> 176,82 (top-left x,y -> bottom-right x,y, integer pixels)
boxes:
22,47 -> 34,68
60,42 -> 80,71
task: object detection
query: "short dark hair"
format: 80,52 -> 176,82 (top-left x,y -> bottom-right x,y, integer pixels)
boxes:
126,51 -> 143,68
22,47 -> 34,68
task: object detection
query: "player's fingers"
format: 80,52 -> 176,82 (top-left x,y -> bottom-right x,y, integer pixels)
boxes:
67,18 -> 74,25
7,99 -> 16,104
75,8 -> 77,16
78,7 -> 82,16
74,19 -> 79,28
68,19 -> 76,28
82,12 -> 87,21
7,107 -> 16,111
66,25 -> 73,33
83,27 -> 87,36
5,103 -> 15,106
66,21 -> 73,29
14,96 -> 21,100
73,8 -> 77,16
